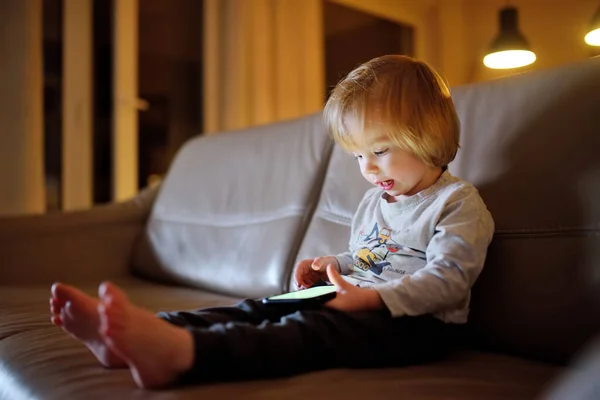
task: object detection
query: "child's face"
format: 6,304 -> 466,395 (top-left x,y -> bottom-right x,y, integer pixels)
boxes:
345,117 -> 441,202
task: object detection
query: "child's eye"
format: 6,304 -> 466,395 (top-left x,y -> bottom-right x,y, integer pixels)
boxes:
353,154 -> 363,160
374,148 -> 389,156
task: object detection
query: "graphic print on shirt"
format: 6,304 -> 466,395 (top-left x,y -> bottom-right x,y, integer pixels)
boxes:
353,222 -> 401,275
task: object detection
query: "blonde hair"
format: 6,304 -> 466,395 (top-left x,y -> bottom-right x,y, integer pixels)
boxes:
324,55 -> 460,168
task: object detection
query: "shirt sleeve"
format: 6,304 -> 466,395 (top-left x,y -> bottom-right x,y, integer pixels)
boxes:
334,251 -> 354,275
373,188 -> 495,318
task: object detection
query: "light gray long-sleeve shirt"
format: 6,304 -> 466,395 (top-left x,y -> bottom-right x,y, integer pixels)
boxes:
334,170 -> 495,324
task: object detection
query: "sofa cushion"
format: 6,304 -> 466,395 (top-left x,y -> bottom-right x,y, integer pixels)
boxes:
543,334 -> 600,400
449,58 -> 600,363
132,114 -> 333,299
0,281 -> 561,399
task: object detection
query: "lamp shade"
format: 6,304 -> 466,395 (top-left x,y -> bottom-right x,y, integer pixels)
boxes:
484,7 -> 536,69
585,6 -> 600,46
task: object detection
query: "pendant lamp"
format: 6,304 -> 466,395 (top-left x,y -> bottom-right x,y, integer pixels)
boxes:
585,6 -> 600,46
483,6 -> 536,69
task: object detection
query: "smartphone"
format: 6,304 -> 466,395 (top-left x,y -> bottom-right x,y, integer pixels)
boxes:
262,285 -> 337,307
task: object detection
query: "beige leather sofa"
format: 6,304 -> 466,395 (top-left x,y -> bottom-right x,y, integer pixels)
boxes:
1,58 -> 599,399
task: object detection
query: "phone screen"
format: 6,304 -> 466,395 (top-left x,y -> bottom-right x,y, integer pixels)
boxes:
267,285 -> 337,301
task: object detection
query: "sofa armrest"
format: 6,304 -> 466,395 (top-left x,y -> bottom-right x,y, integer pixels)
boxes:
0,186 -> 158,286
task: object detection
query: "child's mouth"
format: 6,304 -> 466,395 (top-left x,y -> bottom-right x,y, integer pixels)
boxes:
378,180 -> 394,190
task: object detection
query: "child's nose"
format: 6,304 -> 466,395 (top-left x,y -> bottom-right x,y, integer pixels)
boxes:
363,160 -> 379,174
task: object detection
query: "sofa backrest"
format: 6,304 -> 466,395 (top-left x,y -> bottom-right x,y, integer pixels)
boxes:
450,57 -> 600,364
131,114 -> 333,299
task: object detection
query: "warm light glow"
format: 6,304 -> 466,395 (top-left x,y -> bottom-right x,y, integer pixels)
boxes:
585,28 -> 600,46
483,50 -> 536,69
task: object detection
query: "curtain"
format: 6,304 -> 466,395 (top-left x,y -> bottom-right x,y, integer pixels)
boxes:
203,0 -> 325,133
0,0 -> 45,215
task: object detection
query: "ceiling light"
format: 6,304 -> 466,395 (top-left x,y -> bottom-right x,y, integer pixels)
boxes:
584,6 -> 600,46
484,6 -> 536,69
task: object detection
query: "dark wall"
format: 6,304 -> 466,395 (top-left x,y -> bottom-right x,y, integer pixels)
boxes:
324,1 -> 414,98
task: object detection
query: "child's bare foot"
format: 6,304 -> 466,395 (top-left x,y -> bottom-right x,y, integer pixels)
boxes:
98,282 -> 194,389
50,283 -> 127,368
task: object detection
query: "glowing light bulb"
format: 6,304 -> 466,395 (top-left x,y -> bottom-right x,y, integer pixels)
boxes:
483,50 -> 537,69
585,27 -> 600,46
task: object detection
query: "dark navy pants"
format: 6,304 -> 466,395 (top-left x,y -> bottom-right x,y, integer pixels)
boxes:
158,299 -> 462,383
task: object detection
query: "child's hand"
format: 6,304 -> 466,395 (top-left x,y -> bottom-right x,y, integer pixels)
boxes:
293,256 -> 337,289
324,265 -> 385,312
